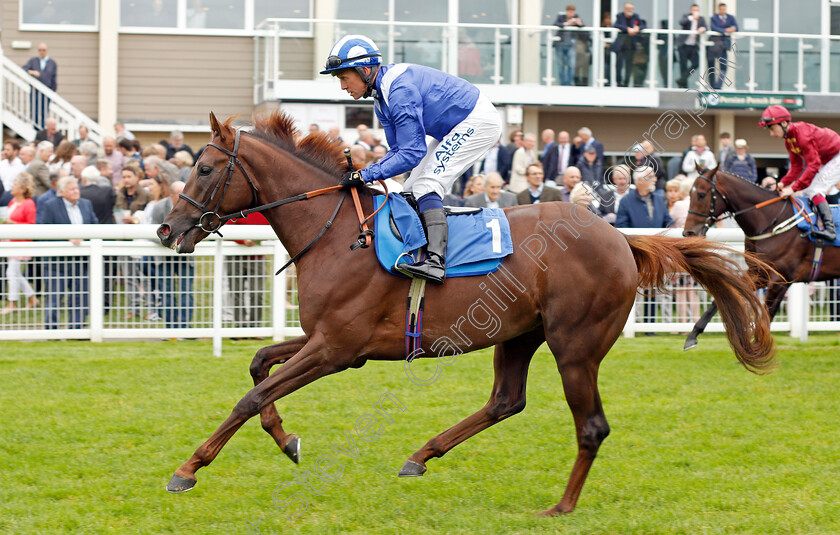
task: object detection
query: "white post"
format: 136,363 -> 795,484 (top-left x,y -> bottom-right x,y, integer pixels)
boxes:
788,282 -> 809,341
89,239 -> 104,342
624,299 -> 636,338
272,241 -> 287,341
213,240 -> 224,357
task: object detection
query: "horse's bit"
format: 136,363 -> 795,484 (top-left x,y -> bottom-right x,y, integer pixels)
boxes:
178,127 -> 261,236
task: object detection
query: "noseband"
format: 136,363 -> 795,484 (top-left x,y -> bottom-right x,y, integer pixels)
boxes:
178,128 -> 260,235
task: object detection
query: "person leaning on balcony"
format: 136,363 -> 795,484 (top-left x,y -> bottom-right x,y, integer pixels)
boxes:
37,176 -> 98,330
612,3 -> 646,87
27,141 -> 53,198
23,43 -> 57,91
1,173 -> 39,315
708,2 -> 738,90
676,4 -> 707,89
320,34 -> 503,284
22,43 -> 57,128
553,4 -> 584,87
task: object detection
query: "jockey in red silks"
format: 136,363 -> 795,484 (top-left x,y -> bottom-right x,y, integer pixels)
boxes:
759,104 -> 840,241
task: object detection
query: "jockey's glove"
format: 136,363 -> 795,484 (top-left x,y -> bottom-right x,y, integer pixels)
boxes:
340,170 -> 365,188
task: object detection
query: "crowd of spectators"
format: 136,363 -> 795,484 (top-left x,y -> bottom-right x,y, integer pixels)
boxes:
0,128 -> 196,330
550,2 -> 739,88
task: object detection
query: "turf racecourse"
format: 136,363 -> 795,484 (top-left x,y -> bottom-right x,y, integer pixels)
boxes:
2,335 -> 839,534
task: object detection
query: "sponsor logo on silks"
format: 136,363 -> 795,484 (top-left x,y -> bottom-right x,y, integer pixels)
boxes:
433,127 -> 476,175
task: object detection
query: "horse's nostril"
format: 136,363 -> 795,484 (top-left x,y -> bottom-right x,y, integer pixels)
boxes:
158,224 -> 171,237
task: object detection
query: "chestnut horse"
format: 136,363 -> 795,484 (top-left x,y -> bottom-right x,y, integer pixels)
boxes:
682,167 -> 840,349
156,113 -> 775,515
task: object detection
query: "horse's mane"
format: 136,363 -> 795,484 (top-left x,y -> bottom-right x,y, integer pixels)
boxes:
716,168 -> 774,196
251,112 -> 347,177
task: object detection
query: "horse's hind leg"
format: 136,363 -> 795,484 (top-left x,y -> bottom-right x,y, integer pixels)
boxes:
249,335 -> 308,464
399,328 -> 544,477
684,300 -> 718,350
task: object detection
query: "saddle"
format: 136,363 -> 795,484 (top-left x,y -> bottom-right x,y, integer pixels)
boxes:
792,197 -> 840,247
373,193 -> 513,278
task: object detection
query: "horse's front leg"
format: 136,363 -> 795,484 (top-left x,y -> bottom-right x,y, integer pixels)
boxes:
249,335 -> 308,464
167,335 -> 352,493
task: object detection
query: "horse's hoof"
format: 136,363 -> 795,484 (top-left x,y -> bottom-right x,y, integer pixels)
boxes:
166,474 -> 197,493
398,460 -> 427,477
284,435 -> 301,465
537,507 -> 570,517
683,337 -> 698,351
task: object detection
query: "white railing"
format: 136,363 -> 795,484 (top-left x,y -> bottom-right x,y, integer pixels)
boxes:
255,17 -> 840,97
0,226 -> 836,352
0,45 -> 104,143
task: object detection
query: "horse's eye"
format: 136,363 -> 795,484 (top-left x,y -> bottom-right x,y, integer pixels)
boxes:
199,166 -> 212,176
698,192 -> 706,199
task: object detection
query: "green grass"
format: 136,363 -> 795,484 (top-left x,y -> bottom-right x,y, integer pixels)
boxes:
2,334 -> 840,534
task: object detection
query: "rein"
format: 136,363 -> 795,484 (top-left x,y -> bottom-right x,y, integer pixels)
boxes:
179,127 -> 389,274
688,171 -> 795,239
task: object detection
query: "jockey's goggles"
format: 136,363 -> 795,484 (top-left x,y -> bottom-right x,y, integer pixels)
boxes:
325,53 -> 381,70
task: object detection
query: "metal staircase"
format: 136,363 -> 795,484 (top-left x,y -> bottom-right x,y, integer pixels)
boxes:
1,46 -> 104,144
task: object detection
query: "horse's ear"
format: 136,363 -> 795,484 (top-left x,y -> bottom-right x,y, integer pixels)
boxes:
695,162 -> 704,174
711,164 -> 720,175
209,112 -> 233,146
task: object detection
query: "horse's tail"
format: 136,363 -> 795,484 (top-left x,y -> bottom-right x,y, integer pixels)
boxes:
624,234 -> 776,374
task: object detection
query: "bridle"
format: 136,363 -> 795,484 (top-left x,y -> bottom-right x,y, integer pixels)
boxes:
688,168 -> 790,238
687,169 -> 728,234
178,127 -> 260,235
177,127 -> 386,273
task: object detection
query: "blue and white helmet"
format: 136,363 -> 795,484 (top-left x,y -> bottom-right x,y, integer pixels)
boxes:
320,34 -> 382,74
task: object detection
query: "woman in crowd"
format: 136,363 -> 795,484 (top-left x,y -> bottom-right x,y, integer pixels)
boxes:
172,151 -> 194,181
49,140 -> 76,173
463,174 -> 486,198
2,173 -> 39,314
723,138 -> 758,182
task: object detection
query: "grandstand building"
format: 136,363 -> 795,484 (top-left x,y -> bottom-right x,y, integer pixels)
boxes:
2,0 -> 840,173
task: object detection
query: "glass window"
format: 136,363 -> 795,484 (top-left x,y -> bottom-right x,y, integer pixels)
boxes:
186,0 -> 245,29
780,0 -> 820,35
22,0 -> 96,26
254,0 -> 310,33
121,0 -> 177,28
345,106 -> 374,128
459,0 -> 514,83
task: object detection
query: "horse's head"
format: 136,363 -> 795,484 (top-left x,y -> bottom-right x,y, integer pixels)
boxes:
157,112 -> 258,253
683,165 -> 724,237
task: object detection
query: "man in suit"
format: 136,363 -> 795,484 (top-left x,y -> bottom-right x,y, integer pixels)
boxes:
677,4 -> 707,88
543,130 -> 578,183
557,165 -> 583,202
477,140 -> 511,182
612,3 -> 646,87
577,127 -> 604,168
34,118 -> 65,146
464,172 -> 518,208
709,3 -> 738,90
615,165 -> 672,228
27,141 -> 53,197
516,163 -> 564,205
37,177 -> 98,329
22,43 -> 58,128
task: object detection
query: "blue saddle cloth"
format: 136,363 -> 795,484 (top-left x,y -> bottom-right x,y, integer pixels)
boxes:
373,193 -> 513,277
793,197 -> 840,246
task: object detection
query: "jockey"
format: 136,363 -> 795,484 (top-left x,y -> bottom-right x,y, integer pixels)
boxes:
321,35 -> 503,284
759,105 -> 840,241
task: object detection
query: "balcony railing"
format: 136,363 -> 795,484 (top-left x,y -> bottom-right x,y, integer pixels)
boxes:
254,18 -> 840,99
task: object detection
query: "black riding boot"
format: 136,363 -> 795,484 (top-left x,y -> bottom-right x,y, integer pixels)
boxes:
398,208 -> 447,284
812,202 -> 836,242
